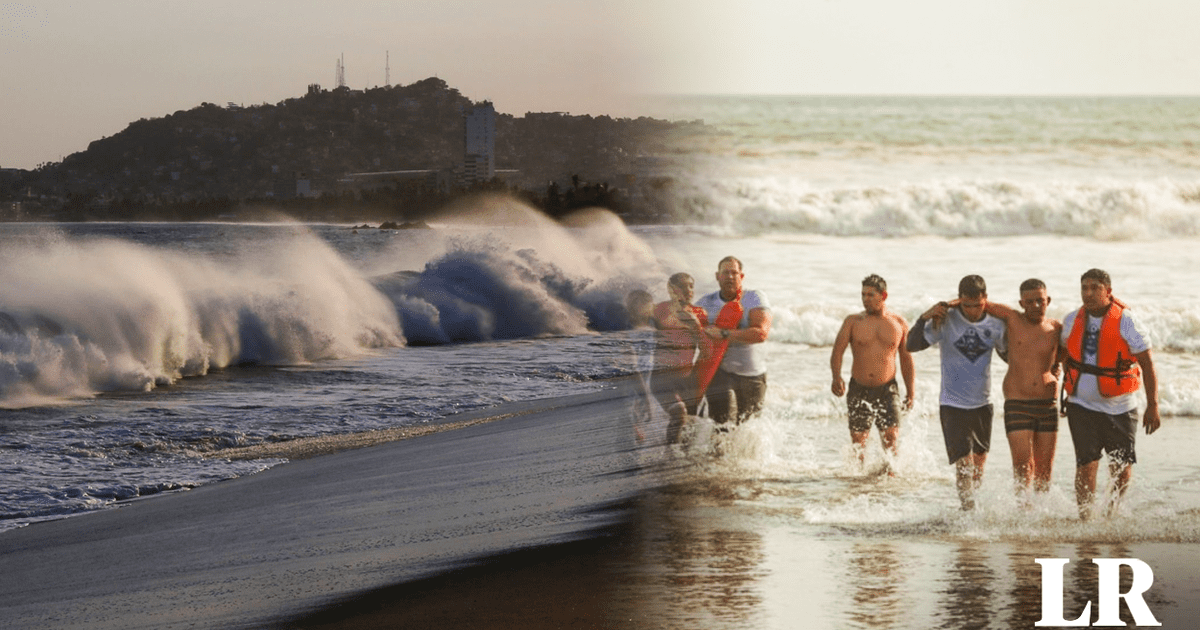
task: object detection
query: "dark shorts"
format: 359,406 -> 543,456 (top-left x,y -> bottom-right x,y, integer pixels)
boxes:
847,379 -> 900,433
650,368 -> 701,416
940,404 -> 994,465
1003,398 -> 1059,434
1065,403 -> 1138,467
706,370 -> 767,426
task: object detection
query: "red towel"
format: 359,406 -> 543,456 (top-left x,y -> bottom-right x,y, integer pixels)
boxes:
694,291 -> 743,399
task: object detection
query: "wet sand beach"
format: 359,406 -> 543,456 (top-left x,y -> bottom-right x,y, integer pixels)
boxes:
4,384 -> 1200,629
0,389 -> 654,630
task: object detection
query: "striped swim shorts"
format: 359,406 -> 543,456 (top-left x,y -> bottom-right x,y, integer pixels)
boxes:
1002,398 -> 1058,434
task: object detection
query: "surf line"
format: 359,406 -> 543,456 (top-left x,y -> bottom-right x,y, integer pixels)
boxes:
207,393 -> 611,462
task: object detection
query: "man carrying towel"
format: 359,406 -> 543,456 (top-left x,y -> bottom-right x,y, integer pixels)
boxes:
695,256 -> 772,428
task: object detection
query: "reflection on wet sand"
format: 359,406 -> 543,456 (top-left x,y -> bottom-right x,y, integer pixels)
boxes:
603,465 -> 1200,629
844,542 -> 906,630
622,480 -> 768,628
939,544 -> 997,630
1006,544 -> 1057,630
610,386 -> 1200,630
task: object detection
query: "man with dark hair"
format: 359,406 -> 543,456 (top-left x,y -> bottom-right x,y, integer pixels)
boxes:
982,278 -> 1064,494
831,274 -> 915,468
695,256 -> 772,428
862,273 -> 887,294
651,272 -> 709,443
908,274 -> 1006,510
1060,268 -> 1159,519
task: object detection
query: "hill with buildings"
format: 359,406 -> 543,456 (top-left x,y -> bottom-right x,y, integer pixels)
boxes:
1,77 -> 696,222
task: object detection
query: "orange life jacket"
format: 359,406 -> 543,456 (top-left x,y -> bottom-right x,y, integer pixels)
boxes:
1063,299 -> 1140,397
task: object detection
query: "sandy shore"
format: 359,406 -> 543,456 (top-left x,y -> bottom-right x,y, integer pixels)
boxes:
6,382 -> 1200,629
280,527 -> 637,630
0,388 -> 659,630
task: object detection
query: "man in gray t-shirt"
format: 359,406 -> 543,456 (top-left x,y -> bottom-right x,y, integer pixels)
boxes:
907,275 -> 1006,510
695,256 -> 772,429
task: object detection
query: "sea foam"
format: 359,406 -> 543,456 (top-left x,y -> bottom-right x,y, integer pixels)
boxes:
0,227 -> 403,403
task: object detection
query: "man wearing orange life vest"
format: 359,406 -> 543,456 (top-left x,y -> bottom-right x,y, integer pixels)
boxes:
1060,268 -> 1160,520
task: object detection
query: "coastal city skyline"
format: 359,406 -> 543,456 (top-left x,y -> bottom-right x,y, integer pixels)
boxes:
5,1 -> 1200,170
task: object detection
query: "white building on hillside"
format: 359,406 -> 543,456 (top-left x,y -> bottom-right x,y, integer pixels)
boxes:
463,102 -> 495,185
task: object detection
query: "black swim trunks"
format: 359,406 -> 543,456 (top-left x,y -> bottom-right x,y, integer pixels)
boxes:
1003,398 -> 1059,434
940,404 -> 993,464
1065,403 -> 1138,467
707,369 -> 767,426
847,379 -> 901,433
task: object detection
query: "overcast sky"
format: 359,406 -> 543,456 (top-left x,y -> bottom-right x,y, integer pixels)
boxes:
4,0 -> 1200,170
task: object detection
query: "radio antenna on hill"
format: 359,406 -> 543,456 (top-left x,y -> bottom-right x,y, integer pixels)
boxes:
335,54 -> 346,88
385,51 -> 391,87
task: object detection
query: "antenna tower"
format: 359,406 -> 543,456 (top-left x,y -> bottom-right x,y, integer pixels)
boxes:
336,54 -> 346,88
386,51 -> 390,87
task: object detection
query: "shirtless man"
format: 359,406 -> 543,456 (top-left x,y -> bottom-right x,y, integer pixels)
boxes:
831,274 -> 915,465
980,279 -> 1064,493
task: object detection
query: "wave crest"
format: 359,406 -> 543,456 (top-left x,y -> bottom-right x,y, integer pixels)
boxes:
662,177 -> 1200,239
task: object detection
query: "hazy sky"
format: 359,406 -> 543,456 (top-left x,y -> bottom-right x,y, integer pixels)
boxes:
4,0 -> 1200,170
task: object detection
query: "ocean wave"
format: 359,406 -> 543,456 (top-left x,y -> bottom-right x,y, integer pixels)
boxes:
370,199 -> 665,346
0,229 -> 403,403
658,176 -> 1200,239
0,204 -> 668,404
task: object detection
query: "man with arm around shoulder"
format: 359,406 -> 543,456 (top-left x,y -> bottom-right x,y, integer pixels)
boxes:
981,279 -> 1064,494
907,275 -> 1006,511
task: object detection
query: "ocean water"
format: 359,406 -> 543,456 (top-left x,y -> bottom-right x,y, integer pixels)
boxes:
0,212 -> 662,531
618,96 -> 1200,628
3,95 -> 1200,624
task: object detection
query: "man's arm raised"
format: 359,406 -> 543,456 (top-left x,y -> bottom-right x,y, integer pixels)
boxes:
906,301 -> 948,352
983,300 -> 1020,321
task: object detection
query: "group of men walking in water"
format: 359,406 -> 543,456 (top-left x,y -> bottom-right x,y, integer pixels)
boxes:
634,257 -> 1159,521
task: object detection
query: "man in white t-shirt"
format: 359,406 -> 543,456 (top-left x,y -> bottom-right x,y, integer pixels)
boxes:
908,275 -> 1006,510
1060,268 -> 1160,520
694,256 -> 771,428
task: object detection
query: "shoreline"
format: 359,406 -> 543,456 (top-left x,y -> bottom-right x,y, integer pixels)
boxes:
202,381 -> 633,462
0,384 -> 655,629
208,411 -> 531,462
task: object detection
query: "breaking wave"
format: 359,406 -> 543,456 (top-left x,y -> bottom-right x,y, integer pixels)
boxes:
660,176 -> 1200,239
0,202 -> 666,405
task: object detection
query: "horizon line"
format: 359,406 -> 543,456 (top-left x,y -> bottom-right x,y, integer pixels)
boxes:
639,92 -> 1200,99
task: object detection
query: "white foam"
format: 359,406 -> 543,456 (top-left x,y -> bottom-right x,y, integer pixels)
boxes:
0,226 -> 403,402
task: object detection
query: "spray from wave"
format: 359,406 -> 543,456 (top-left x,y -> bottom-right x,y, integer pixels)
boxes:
0,226 -> 403,404
0,199 -> 669,405
371,197 -> 665,344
